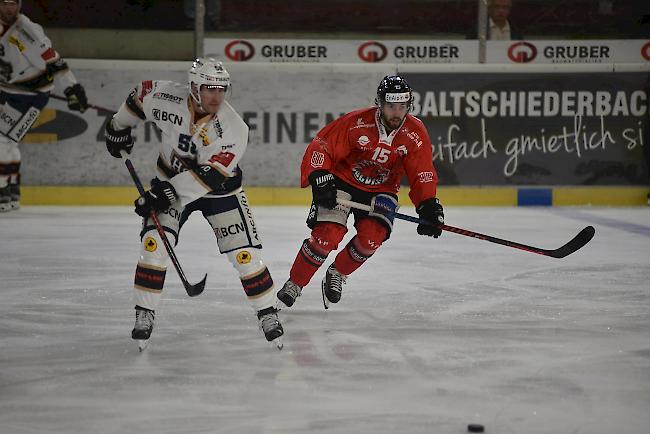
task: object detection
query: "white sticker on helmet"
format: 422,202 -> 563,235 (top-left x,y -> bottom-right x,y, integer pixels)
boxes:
384,92 -> 410,103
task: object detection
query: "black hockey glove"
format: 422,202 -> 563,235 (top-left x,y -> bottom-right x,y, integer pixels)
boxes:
308,169 -> 337,209
105,120 -> 134,158
64,83 -> 88,113
416,198 -> 444,238
134,178 -> 178,218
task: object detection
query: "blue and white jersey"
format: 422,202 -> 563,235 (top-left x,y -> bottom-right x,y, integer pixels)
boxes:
113,79 -> 249,207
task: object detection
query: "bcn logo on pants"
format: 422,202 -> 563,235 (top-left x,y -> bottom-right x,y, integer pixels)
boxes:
216,222 -> 245,239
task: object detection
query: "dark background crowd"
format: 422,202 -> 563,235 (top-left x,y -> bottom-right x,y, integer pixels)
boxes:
20,0 -> 650,38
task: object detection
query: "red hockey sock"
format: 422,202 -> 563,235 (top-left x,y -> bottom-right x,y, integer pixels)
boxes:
334,237 -> 372,276
290,222 -> 348,287
289,238 -> 330,287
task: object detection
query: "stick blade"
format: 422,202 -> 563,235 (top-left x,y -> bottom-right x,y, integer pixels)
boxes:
185,273 -> 207,297
548,226 -> 595,258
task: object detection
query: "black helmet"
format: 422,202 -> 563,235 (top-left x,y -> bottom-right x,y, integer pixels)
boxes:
376,75 -> 413,108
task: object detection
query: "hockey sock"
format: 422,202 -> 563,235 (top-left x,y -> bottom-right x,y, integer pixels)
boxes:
334,236 -> 377,276
289,238 -> 330,287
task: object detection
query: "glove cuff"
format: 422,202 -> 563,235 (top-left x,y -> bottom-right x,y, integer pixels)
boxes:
309,170 -> 334,187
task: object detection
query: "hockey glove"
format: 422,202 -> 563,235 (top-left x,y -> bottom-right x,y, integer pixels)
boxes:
134,178 -> 178,218
416,198 -> 444,238
105,120 -> 134,158
64,83 -> 88,113
309,169 -> 337,209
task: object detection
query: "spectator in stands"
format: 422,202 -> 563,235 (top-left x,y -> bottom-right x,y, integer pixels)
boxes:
467,0 -> 524,40
184,0 -> 221,30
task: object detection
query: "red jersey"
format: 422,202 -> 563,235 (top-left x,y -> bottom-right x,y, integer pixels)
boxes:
301,107 -> 438,207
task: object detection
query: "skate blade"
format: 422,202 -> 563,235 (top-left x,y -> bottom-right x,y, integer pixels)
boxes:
138,339 -> 150,352
321,284 -> 330,310
272,337 -> 284,351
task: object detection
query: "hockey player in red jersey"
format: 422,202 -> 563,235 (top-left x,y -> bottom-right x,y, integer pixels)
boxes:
277,75 -> 445,309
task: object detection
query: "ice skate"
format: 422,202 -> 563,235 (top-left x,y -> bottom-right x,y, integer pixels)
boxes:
321,263 -> 347,310
132,306 -> 155,350
276,279 -> 303,308
9,184 -> 19,210
0,186 -> 11,213
257,307 -> 284,350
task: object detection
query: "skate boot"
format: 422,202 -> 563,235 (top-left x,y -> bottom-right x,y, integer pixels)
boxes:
132,306 -> 155,350
276,279 -> 303,308
0,186 -> 11,213
321,263 -> 347,309
257,306 -> 284,349
9,183 -> 19,210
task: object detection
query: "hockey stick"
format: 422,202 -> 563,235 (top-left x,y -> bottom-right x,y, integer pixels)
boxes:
0,82 -> 113,113
120,150 -> 207,296
338,198 -> 595,259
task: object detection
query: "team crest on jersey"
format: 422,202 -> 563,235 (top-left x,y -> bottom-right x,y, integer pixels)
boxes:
236,251 -> 252,264
310,151 -> 325,168
352,160 -> 390,186
144,237 -> 158,252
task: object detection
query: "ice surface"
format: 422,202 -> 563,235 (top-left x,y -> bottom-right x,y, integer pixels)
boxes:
1,206 -> 649,434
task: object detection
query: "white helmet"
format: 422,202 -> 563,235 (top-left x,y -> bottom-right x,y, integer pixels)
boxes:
188,58 -> 230,108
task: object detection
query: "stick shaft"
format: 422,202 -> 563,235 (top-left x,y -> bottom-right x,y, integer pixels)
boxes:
120,151 -> 205,296
337,198 -> 593,258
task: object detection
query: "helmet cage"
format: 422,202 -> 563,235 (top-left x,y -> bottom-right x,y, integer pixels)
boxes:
188,58 -> 230,109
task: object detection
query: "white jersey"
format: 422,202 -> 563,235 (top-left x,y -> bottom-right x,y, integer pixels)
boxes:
114,80 -> 249,207
0,14 -> 76,92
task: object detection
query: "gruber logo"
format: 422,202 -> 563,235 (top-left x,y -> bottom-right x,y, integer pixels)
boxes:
358,41 -> 388,63
225,40 -> 255,62
507,42 -> 537,63
642,42 -> 650,62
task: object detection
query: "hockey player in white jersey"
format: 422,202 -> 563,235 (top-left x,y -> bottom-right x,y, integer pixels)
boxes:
0,0 -> 87,212
104,58 -> 283,346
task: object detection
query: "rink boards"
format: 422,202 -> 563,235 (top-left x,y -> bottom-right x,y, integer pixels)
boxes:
15,59 -> 650,206
20,185 -> 650,206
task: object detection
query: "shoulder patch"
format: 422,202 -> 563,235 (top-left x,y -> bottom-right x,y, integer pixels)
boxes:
310,151 -> 325,168
41,47 -> 57,61
209,151 -> 235,167
139,80 -> 154,102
